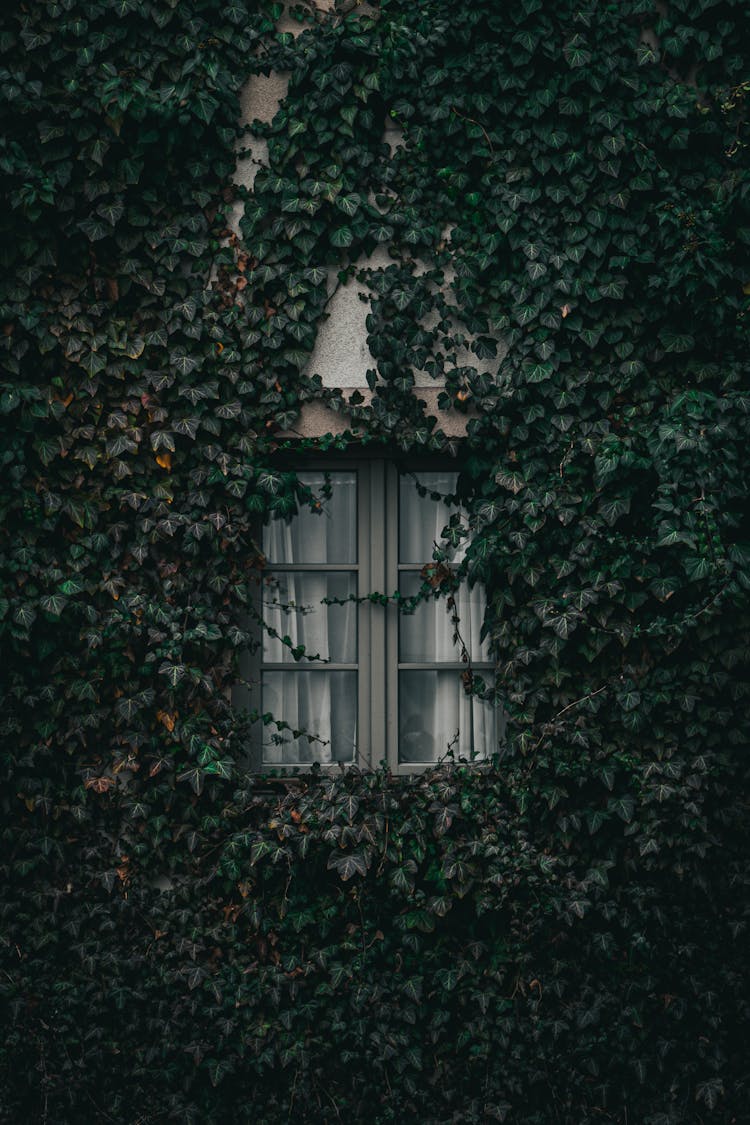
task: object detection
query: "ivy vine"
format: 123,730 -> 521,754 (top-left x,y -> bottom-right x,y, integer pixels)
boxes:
1,0 -> 749,1121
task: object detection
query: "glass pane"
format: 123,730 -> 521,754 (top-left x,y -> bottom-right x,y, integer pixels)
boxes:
262,671 -> 357,765
263,471 -> 356,564
398,670 -> 497,764
262,572 -> 357,664
398,572 -> 491,663
399,471 -> 464,564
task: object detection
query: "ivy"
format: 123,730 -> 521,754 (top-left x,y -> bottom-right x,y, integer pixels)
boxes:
1,0 -> 750,1121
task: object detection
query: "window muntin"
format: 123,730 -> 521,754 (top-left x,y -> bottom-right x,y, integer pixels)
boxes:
253,461 -> 497,770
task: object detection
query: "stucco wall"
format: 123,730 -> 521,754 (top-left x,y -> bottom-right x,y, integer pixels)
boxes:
232,10 -> 485,438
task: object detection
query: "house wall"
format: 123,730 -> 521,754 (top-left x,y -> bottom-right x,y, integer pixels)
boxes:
232,39 -> 476,438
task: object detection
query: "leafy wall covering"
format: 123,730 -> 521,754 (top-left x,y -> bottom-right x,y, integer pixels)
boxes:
1,0 -> 749,1121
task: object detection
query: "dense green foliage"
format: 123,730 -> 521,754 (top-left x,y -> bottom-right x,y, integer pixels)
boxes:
1,0 -> 749,1121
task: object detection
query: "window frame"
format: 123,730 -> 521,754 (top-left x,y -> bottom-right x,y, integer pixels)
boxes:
237,453 -> 496,773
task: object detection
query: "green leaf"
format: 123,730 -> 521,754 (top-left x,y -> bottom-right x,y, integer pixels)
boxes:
177,768 -> 205,796
97,200 -> 125,226
684,556 -> 712,581
159,662 -> 186,687
59,578 -> 85,595
371,224 -> 393,242
659,331 -> 695,353
336,194 -> 361,217
193,91 -> 219,124
514,304 -> 537,326
40,594 -> 67,616
607,796 -> 635,823
331,226 -> 353,248
13,604 -> 36,630
327,851 -> 370,880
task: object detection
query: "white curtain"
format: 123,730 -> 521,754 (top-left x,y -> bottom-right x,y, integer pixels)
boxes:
398,472 -> 496,763
258,468 -> 496,767
262,472 -> 357,765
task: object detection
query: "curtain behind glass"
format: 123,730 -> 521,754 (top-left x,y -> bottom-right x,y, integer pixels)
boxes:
261,472 -> 357,765
399,471 -> 495,763
267,471 -> 356,564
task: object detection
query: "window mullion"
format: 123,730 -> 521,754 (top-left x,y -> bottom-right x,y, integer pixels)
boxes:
363,461 -> 386,768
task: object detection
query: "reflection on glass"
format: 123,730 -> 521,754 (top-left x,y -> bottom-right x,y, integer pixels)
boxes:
398,670 -> 496,764
262,670 -> 357,765
399,471 -> 463,564
263,572 -> 356,663
398,572 -> 490,663
264,471 -> 357,564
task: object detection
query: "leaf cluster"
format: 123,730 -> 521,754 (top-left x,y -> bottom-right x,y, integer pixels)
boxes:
1,0 -> 749,1121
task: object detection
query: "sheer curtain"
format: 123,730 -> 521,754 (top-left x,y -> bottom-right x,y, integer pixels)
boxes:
262,472 -> 357,765
398,471 -> 496,763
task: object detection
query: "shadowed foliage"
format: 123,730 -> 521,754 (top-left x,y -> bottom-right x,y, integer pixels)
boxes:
1,0 -> 749,1121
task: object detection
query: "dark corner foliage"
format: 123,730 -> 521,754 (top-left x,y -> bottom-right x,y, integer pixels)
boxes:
1,0 -> 749,1121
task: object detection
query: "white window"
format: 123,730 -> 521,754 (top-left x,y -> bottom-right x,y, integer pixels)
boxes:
239,460 -> 498,771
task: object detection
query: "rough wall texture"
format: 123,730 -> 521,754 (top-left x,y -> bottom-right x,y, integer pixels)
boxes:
234,57 -> 474,435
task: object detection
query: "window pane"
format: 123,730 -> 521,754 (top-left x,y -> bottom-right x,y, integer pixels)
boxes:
263,572 -> 357,663
262,670 -> 356,765
398,572 -> 491,663
264,471 -> 356,564
399,471 -> 464,564
398,670 -> 496,764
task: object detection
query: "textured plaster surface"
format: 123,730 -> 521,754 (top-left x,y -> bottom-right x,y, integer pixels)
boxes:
230,6 -> 493,429
307,250 -> 505,391
306,250 -> 392,388
240,69 -> 290,126
282,393 -> 475,439
229,72 -> 288,232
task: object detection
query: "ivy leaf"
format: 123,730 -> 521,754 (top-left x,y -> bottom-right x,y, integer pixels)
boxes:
477,500 -> 502,523
371,224 -> 393,242
159,662 -> 186,687
97,200 -> 125,226
80,350 -> 107,376
173,297 -> 197,322
599,497 -> 630,526
659,331 -> 695,353
336,194 -> 361,217
40,594 -> 67,616
193,91 -> 219,124
59,578 -> 84,595
331,226 -> 353,248
13,604 -> 37,630
433,806 -> 455,837
303,267 -> 327,285
684,556 -> 712,581
514,304 -> 537,326
177,768 -> 205,797
327,851 -> 369,880
607,796 -> 635,823
524,361 -> 553,382
116,696 -> 144,722
204,758 -> 233,779
34,438 -> 61,465
336,795 -> 359,823
170,350 -> 200,376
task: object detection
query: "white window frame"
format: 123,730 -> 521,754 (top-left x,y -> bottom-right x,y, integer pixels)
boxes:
237,456 -> 496,773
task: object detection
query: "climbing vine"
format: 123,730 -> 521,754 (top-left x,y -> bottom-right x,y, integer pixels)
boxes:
1,0 -> 749,1121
